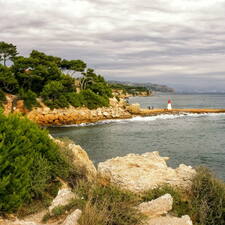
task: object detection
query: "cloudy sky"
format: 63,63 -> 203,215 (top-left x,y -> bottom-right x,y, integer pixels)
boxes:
1,0 -> 225,92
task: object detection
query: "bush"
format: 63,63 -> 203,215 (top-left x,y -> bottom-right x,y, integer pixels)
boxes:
0,89 -> 6,106
190,167 -> 225,225
0,113 -> 70,213
80,90 -> 109,109
65,92 -> 83,108
19,89 -> 39,110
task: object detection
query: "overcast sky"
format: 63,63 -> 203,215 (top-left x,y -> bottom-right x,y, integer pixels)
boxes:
1,0 -> 225,92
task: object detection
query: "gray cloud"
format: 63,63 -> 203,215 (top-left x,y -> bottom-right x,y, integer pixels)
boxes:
1,0 -> 225,91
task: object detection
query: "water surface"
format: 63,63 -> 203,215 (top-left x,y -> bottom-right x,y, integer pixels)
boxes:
50,93 -> 225,179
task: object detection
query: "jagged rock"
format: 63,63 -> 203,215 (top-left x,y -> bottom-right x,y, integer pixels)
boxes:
51,137 -> 97,181
126,103 -> 141,114
62,209 -> 82,225
97,151 -> 196,192
67,143 -> 97,181
145,215 -> 193,225
27,105 -> 132,126
49,188 -> 76,213
137,194 -> 173,218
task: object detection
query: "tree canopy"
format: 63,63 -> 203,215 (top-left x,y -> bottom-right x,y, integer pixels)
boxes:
0,41 -> 18,66
0,42 -> 112,110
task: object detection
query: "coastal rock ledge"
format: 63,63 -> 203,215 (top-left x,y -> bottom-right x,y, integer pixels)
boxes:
98,151 -> 196,192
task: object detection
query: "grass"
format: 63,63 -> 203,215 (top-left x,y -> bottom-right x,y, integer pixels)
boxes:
42,198 -> 86,223
75,181 -> 145,225
142,184 -> 191,217
190,167 -> 225,225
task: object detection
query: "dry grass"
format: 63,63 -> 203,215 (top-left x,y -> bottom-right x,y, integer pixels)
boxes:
78,200 -> 109,225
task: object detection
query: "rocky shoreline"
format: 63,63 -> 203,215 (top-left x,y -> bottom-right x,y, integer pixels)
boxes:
3,94 -> 225,127
1,138 -> 195,225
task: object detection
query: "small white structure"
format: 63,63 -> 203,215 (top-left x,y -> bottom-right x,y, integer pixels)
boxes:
167,99 -> 172,110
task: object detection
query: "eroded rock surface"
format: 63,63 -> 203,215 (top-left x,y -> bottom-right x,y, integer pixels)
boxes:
137,194 -> 173,218
145,215 -> 193,225
98,151 -> 196,192
53,138 -> 97,181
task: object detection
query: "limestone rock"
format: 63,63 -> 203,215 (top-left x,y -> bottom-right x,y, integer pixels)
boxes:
109,97 -> 118,107
67,143 -> 97,181
126,104 -> 141,114
49,188 -> 76,213
145,215 -> 193,225
137,194 -> 173,218
97,151 -> 196,192
52,138 -> 97,181
62,209 -> 82,225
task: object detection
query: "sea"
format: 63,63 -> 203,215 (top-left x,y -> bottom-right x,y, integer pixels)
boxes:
49,93 -> 225,180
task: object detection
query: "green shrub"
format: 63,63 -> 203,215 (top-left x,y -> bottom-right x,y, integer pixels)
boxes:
80,90 -> 109,109
0,89 -> 6,106
142,185 -> 191,217
19,89 -> 39,110
65,92 -> 83,108
190,167 -> 225,225
0,113 -> 70,213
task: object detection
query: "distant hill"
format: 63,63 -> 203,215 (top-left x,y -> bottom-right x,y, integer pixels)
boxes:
108,81 -> 175,93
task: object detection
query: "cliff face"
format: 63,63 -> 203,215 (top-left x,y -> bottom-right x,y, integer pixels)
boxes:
3,96 -> 132,126
27,105 -> 131,126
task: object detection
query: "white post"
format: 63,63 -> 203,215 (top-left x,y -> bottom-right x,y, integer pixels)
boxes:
167,99 -> 172,110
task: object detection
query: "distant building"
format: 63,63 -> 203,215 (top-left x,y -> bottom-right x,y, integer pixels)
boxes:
167,99 -> 172,110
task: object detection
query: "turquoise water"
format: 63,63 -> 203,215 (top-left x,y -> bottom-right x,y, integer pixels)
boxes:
50,93 -> 225,179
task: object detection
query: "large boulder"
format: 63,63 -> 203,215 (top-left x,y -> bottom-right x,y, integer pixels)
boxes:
97,151 -> 196,192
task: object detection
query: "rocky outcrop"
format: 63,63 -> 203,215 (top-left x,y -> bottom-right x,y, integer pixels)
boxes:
27,105 -> 131,126
49,188 -> 76,213
146,215 -> 192,225
53,138 -> 97,181
137,194 -> 173,218
3,94 -> 16,115
97,151 -> 196,192
126,103 -> 141,114
137,194 -> 193,225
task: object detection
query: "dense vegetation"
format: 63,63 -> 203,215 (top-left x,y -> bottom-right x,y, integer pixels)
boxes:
1,110 -> 225,225
0,112 -> 77,213
0,41 -> 112,110
109,82 -> 151,96
109,80 -> 174,93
